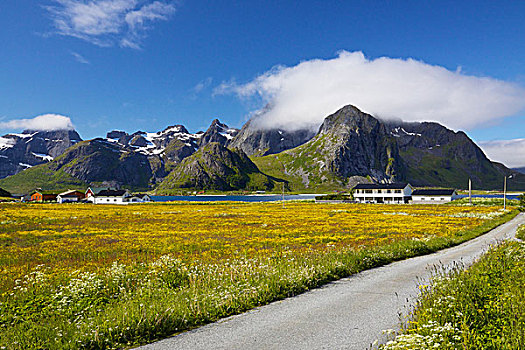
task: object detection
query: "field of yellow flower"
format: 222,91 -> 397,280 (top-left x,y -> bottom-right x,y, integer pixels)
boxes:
0,201 -> 518,349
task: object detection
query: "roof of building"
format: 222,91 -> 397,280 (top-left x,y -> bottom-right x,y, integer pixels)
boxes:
58,190 -> 84,197
96,189 -> 128,197
132,193 -> 150,198
86,187 -> 117,195
354,183 -> 409,190
31,190 -> 60,195
412,189 -> 456,196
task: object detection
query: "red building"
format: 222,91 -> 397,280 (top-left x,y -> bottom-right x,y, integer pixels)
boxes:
30,190 -> 58,202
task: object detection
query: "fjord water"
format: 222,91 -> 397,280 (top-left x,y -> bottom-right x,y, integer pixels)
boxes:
150,194 -> 319,202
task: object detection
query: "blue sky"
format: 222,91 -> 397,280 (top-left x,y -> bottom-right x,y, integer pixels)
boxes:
1,0 -> 524,166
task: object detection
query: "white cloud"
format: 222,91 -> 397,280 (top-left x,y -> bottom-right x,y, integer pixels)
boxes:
478,139 -> 525,168
71,51 -> 90,64
0,114 -> 75,131
216,51 -> 525,131
193,77 -> 213,94
47,0 -> 176,49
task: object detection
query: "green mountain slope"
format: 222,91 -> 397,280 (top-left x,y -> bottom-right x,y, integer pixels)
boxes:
156,143 -> 277,193
0,163 -> 86,194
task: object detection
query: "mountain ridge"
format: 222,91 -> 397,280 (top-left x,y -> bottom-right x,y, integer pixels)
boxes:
1,106 -> 524,193
0,129 -> 82,179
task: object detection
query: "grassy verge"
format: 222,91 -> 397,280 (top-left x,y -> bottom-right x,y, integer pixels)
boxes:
517,224 -> 525,240
0,209 -> 518,349
381,237 -> 525,349
447,197 -> 520,207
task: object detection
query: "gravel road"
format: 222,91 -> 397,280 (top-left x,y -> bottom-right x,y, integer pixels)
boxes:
138,213 -> 525,350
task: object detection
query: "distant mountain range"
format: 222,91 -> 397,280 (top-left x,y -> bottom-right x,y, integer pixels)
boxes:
0,129 -> 82,178
1,105 -> 524,194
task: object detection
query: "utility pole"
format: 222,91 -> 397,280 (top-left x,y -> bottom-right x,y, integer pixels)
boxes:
469,178 -> 472,205
504,176 -> 507,210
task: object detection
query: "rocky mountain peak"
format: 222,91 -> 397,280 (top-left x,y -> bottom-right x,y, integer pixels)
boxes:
0,128 -> 83,179
106,130 -> 128,139
198,119 -> 239,147
228,119 -> 316,156
160,125 -> 189,135
210,118 -> 227,128
319,105 -> 383,135
156,142 -> 274,192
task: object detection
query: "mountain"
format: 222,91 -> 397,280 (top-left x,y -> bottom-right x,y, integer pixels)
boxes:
0,129 -> 82,179
513,167 -> 525,175
2,108 -> 524,194
156,142 -> 276,193
384,120 -> 519,189
0,138 -> 152,194
253,105 -> 525,191
0,120 -> 241,194
252,106 -> 404,191
228,119 -> 316,156
198,119 -> 239,147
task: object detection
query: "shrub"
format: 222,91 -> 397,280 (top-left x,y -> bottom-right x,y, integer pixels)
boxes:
519,193 -> 525,211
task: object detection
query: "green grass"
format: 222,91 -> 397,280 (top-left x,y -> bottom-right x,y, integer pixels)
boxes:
0,209 -> 518,349
382,238 -> 525,349
517,224 -> 525,240
0,164 -> 86,194
449,197 -> 520,207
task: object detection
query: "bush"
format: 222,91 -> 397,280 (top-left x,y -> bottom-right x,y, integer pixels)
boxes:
315,193 -> 353,201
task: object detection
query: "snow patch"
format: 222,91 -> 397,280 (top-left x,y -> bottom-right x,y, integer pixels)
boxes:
0,137 -> 15,149
19,163 -> 32,168
220,132 -> 234,140
391,127 -> 421,137
9,133 -> 35,138
32,153 -> 54,161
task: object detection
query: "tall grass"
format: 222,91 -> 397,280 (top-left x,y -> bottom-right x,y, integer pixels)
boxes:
517,224 -> 525,240
382,238 -> 525,349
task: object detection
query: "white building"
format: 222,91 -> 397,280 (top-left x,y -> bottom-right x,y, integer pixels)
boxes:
91,189 -> 130,204
85,187 -> 117,202
57,190 -> 84,203
411,189 -> 459,204
127,194 -> 152,203
353,183 -> 413,204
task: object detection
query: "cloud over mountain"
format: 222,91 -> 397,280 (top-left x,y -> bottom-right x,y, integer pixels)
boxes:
479,138 -> 525,168
0,114 -> 75,131
216,51 -> 525,131
47,0 -> 176,49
